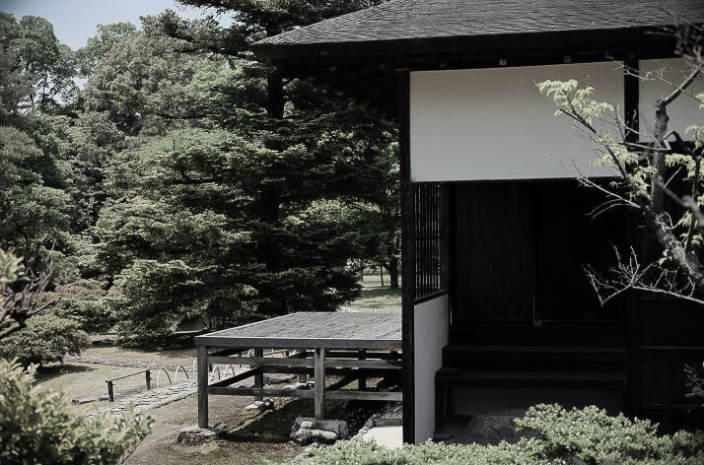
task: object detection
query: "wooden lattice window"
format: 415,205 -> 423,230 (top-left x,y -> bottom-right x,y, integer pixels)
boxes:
413,183 -> 442,299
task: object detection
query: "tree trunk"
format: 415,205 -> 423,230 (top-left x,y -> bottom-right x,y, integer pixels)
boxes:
258,69 -> 287,314
386,259 -> 399,289
266,71 -> 285,119
644,210 -> 704,291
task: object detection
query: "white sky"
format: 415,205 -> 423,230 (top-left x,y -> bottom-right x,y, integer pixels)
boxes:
0,0 -> 228,50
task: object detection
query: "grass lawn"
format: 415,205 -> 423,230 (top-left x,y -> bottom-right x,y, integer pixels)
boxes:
124,394 -> 375,465
29,277 -> 399,464
36,363 -> 153,407
350,273 -> 401,313
80,345 -> 196,367
124,395 -> 302,465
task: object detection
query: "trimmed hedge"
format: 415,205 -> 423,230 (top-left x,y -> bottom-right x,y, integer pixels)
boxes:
286,404 -> 704,465
0,313 -> 89,365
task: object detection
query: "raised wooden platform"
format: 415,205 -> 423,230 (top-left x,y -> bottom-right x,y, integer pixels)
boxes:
194,312 -> 402,428
197,312 -> 402,350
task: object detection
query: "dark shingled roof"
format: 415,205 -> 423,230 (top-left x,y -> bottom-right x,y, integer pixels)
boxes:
254,0 -> 704,57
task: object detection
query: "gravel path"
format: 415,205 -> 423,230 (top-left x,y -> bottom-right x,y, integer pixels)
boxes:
105,380 -> 199,416
74,354 -> 296,417
98,370 -> 296,417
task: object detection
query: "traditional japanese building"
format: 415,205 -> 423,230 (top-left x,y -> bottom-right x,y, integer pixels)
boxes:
254,0 -> 704,443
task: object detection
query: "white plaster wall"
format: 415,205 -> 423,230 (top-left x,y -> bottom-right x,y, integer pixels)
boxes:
639,58 -> 704,138
413,294 -> 449,443
410,62 -> 625,182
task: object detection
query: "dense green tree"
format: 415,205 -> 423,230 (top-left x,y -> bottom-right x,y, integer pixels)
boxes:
75,22 -> 138,77
0,127 -> 72,262
1,7 -> 400,344
84,29 -> 209,135
144,1 -> 398,317
34,112 -> 126,233
0,13 -> 78,124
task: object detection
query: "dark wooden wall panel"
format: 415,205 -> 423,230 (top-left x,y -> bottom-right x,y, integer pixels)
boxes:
534,182 -> 626,322
451,180 -> 630,325
639,347 -> 704,406
452,182 -> 534,323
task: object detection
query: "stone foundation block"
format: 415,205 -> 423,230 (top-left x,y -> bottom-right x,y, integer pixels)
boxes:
177,423 -> 227,446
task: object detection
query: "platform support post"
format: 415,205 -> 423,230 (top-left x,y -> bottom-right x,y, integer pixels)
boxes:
314,347 -> 326,419
358,350 -> 367,391
254,348 -> 264,401
198,345 -> 208,428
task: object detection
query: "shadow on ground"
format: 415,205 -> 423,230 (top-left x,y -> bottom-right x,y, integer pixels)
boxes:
36,363 -> 96,383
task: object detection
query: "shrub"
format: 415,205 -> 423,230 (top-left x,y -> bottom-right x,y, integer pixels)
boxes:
0,313 -> 89,365
0,359 -> 151,464
515,404 -> 704,464
112,259 -> 206,346
287,404 -> 704,465
54,279 -> 116,332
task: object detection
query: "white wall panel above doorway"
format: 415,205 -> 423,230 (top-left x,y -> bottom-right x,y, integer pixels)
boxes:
410,62 -> 625,182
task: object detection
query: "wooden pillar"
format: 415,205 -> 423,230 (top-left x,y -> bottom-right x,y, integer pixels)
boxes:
314,347 -> 326,419
254,348 -> 264,401
399,68 -> 416,444
623,57 -> 641,418
197,345 -> 209,428
106,380 -> 114,402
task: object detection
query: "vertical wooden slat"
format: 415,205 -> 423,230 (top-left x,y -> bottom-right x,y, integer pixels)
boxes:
441,185 -> 452,295
198,345 -> 209,428
412,183 -> 446,300
425,185 -> 428,296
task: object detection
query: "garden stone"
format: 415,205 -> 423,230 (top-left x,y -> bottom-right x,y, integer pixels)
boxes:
459,409 -> 527,445
291,417 -> 349,445
176,423 -> 227,446
71,396 -> 97,405
245,398 -> 275,410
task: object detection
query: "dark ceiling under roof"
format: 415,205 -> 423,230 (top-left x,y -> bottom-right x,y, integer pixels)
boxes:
252,0 -> 704,118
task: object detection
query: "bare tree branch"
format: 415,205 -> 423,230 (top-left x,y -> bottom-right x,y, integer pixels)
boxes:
0,253 -> 56,340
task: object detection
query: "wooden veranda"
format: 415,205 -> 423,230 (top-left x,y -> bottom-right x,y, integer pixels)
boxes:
195,312 -> 402,428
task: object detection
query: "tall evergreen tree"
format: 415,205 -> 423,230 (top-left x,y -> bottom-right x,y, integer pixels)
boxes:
85,2 -> 397,342
148,1 -> 396,317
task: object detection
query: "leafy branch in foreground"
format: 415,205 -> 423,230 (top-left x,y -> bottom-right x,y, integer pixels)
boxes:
0,250 -> 56,339
0,359 -> 151,465
539,24 -> 704,307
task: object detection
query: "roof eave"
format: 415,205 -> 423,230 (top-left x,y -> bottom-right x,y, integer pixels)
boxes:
253,25 -> 680,65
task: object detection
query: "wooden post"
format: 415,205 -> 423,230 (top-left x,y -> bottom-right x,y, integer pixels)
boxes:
106,380 -> 114,402
314,347 -> 325,419
358,350 -> 367,391
399,68 -> 416,444
198,345 -> 209,428
254,348 -> 264,401
145,369 -> 151,391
